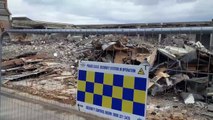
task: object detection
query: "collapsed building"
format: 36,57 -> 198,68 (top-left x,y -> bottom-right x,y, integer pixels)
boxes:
7,17 -> 213,52
2,33 -> 213,119
1,3 -> 213,118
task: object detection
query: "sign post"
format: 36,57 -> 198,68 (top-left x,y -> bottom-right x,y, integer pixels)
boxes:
77,61 -> 149,120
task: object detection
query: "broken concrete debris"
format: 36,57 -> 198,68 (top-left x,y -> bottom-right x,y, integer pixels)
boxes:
2,34 -> 213,119
149,41 -> 213,96
4,35 -> 213,90
2,52 -> 76,105
180,92 -> 195,104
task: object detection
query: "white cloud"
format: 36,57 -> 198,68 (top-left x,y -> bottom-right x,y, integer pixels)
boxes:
8,0 -> 213,24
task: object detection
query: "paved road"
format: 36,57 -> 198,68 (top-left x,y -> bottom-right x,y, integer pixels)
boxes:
0,95 -> 88,120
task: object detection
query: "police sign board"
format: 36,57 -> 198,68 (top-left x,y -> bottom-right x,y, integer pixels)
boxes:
77,61 -> 149,120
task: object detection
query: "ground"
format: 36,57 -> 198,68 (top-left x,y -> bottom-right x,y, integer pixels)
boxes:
0,95 -> 87,120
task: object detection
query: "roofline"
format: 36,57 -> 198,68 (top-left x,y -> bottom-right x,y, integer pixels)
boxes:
12,17 -> 74,26
75,20 -> 213,26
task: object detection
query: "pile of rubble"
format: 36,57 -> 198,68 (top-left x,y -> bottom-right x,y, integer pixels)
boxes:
76,35 -> 213,107
149,41 -> 213,101
2,52 -> 77,105
2,34 -> 213,118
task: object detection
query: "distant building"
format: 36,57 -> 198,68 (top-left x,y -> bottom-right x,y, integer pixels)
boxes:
0,0 -> 10,33
12,17 -> 74,29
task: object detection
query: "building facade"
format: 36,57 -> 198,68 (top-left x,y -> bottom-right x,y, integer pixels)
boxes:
0,0 -> 10,33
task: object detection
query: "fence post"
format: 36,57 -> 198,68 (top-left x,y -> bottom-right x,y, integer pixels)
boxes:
0,31 -> 7,108
0,32 -> 3,108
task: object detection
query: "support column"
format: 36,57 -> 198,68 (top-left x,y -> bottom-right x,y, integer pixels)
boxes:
158,34 -> 162,43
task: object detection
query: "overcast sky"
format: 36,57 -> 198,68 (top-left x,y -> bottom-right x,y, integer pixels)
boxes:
8,0 -> 213,25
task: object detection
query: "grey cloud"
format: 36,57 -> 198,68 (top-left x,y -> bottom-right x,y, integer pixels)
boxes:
23,0 -> 62,5
8,0 -> 213,24
117,0 -> 160,6
177,0 -> 197,3
125,0 -> 197,6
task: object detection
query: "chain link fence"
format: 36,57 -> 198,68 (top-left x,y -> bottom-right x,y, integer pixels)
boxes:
0,27 -> 213,120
